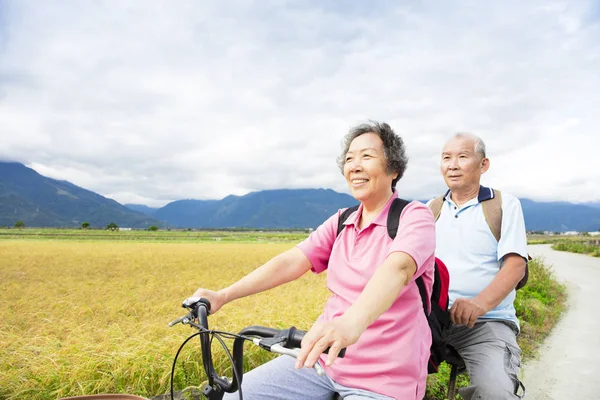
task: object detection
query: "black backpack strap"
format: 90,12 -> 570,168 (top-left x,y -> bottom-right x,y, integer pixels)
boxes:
416,276 -> 429,315
336,205 -> 360,237
338,197 -> 409,239
388,198 -> 431,314
416,268 -> 450,327
386,198 -> 410,239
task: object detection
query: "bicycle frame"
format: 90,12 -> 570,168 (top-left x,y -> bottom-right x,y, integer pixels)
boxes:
169,297 -> 345,400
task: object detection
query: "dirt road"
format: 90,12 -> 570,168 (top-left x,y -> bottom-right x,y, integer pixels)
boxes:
522,244 -> 600,400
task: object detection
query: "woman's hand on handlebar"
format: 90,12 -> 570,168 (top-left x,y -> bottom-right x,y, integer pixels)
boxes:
295,316 -> 361,370
191,288 -> 227,314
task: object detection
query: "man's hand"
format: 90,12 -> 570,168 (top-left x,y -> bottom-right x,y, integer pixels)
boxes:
450,297 -> 488,328
295,316 -> 362,369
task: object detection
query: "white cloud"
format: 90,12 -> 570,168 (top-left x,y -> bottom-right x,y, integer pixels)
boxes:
1,0 -> 599,207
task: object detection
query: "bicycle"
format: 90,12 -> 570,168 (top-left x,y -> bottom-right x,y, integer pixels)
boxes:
168,297 -> 347,400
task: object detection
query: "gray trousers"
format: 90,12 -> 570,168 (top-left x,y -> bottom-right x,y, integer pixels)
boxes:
445,321 -> 525,400
222,355 -> 394,400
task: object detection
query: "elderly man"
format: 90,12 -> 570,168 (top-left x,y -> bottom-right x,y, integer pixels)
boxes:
428,133 -> 528,399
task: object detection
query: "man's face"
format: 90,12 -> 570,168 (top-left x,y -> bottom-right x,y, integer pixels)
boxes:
440,137 -> 489,192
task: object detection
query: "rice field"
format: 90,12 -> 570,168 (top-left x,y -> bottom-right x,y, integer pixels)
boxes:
1,235 -> 566,400
0,239 -> 328,400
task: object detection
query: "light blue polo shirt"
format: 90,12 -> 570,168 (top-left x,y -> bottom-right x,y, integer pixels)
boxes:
428,186 -> 528,329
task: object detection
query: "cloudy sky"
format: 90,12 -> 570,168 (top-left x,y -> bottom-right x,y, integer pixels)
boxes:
1,1 -> 599,207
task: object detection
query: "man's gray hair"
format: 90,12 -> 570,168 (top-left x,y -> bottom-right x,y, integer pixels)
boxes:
453,132 -> 486,159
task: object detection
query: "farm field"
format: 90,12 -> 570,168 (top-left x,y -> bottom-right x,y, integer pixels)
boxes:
0,239 -> 328,399
0,232 -> 566,400
0,228 -> 310,243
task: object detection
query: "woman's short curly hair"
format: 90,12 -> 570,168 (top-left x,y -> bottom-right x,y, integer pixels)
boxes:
337,121 -> 408,189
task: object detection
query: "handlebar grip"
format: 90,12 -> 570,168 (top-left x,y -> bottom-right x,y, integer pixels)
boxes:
197,298 -> 211,314
182,297 -> 211,316
286,328 -> 346,358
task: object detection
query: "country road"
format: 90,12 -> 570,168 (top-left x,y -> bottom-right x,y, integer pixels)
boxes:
522,244 -> 600,400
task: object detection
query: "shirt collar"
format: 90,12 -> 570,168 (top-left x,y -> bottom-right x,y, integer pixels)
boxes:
344,191 -> 399,228
444,185 -> 495,206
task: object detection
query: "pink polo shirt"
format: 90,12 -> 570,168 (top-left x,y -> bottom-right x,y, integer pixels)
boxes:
297,193 -> 435,400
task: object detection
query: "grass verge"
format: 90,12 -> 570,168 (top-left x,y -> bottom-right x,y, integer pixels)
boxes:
551,241 -> 600,257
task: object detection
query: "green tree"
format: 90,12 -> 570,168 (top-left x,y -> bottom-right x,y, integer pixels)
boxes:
14,220 -> 25,229
148,225 -> 158,231
106,222 -> 119,231
81,222 -> 90,229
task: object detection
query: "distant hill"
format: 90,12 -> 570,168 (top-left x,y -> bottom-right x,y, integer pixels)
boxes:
151,189 -> 358,229
2,161 -> 599,231
0,162 -> 160,228
124,204 -> 159,216
520,199 -> 600,232
149,192 -> 600,231
580,202 -> 600,210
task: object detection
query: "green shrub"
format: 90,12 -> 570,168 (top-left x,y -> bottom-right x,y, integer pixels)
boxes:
514,257 -> 567,357
552,241 -> 599,256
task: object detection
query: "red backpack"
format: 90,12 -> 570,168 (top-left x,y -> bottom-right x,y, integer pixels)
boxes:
336,198 -> 451,374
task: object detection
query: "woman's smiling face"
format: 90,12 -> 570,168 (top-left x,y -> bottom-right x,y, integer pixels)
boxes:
343,132 -> 396,204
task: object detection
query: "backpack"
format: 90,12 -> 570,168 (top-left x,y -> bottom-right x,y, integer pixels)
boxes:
336,198 -> 451,374
428,189 -> 530,290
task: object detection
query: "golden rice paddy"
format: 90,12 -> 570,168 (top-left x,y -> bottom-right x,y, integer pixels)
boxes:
0,240 -> 329,399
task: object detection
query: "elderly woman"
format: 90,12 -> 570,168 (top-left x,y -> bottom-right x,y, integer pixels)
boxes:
192,121 -> 435,400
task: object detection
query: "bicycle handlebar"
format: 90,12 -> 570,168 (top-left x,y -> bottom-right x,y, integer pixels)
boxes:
170,297 -> 347,395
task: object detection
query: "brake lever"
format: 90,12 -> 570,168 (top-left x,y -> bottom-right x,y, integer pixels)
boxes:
170,296 -> 211,327
168,314 -> 192,327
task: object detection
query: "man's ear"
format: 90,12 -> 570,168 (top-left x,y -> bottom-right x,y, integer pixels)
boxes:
481,157 -> 490,174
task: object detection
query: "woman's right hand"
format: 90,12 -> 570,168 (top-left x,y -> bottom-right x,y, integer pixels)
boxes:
191,288 -> 227,314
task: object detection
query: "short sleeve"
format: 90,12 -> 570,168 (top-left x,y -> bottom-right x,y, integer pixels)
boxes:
497,194 -> 528,262
296,211 -> 340,274
387,201 -> 436,279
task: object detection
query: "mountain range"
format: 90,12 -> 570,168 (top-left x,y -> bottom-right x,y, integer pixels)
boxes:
0,162 -> 158,228
1,161 -> 599,232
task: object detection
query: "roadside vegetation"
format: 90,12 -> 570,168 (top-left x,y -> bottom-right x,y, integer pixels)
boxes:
551,241 -> 600,257
0,231 -> 567,400
527,233 -> 600,257
527,233 -> 599,245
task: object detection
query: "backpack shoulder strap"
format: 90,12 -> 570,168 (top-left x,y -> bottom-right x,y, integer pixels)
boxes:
428,196 -> 445,222
481,189 -> 531,289
386,198 -> 410,239
416,275 -> 429,315
481,189 -> 502,242
338,197 -> 409,239
336,205 -> 360,237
